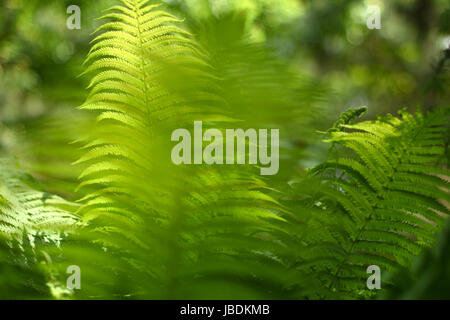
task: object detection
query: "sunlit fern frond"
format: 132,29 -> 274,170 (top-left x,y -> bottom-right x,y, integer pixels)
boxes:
67,0 -> 285,298
0,159 -> 78,246
0,159 -> 79,297
280,107 -> 449,299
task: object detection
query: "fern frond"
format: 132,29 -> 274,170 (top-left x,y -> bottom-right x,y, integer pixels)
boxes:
68,0 -> 285,299
0,159 -> 79,297
0,159 -> 78,245
284,107 -> 449,298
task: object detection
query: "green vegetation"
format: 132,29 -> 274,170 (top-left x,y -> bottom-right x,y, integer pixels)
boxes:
0,0 -> 448,299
